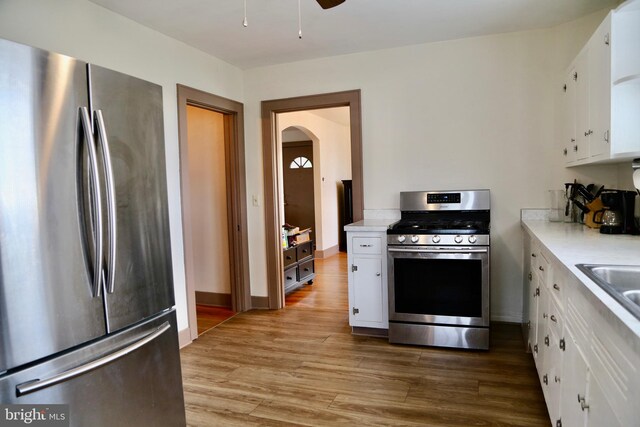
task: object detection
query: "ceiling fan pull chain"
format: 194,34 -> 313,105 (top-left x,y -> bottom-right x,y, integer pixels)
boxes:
298,0 -> 302,39
243,0 -> 248,27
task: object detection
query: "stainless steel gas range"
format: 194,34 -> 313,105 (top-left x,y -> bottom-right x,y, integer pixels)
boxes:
387,189 -> 491,350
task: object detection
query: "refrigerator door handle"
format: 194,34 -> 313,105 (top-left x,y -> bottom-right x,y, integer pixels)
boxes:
94,110 -> 117,294
16,322 -> 171,396
80,107 -> 104,298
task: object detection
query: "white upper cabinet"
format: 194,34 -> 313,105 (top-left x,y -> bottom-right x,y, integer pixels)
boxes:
562,0 -> 640,166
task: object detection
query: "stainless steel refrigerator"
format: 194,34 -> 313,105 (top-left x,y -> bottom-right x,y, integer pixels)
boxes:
0,38 -> 186,426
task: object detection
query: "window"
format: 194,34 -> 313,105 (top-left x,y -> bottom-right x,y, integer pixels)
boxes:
289,156 -> 312,169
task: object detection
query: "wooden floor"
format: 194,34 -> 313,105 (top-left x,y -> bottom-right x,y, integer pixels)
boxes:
196,305 -> 236,335
181,252 -> 550,426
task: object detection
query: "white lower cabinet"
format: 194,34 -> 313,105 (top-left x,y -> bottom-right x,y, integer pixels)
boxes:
561,325 -> 589,427
347,230 -> 388,330
350,257 -> 383,324
523,230 -> 639,427
561,324 -> 620,427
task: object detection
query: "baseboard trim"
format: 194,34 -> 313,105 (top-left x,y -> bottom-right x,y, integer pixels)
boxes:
251,296 -> 269,309
178,327 -> 192,349
196,291 -> 231,307
316,244 -> 339,259
490,314 -> 523,323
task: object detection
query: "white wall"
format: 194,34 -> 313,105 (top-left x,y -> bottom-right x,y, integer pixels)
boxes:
243,11 -> 622,321
278,110 -> 351,252
186,106 -> 231,295
0,0 -> 244,335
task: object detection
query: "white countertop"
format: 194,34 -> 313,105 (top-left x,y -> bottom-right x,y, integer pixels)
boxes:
521,219 -> 640,351
344,219 -> 396,232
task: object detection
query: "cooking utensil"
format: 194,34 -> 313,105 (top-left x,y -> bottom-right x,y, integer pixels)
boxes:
576,184 -> 595,203
594,185 -> 605,199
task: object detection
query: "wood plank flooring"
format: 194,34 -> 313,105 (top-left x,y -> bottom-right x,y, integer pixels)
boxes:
181,252 -> 550,426
196,305 -> 236,335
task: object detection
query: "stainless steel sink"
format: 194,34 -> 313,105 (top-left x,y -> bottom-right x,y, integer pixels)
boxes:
576,264 -> 640,320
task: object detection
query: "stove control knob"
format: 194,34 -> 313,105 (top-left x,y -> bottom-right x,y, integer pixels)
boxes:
468,235 -> 477,244
397,235 -> 406,243
454,235 -> 463,244
432,235 -> 441,244
411,235 -> 419,243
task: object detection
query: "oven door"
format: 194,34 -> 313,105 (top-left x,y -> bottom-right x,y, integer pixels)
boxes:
388,246 -> 489,327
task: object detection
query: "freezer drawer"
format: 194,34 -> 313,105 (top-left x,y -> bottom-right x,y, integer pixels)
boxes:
0,310 -> 185,427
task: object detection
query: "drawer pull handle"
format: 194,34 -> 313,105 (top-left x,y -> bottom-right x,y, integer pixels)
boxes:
286,276 -> 293,280
577,394 -> 589,411
531,253 -> 536,257
304,268 -> 310,272
286,256 -> 292,260
550,315 -> 557,323
539,266 -> 544,271
553,284 -> 560,291
360,244 -> 373,247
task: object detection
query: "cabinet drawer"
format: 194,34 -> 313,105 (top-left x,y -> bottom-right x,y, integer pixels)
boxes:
296,241 -> 313,261
283,247 -> 297,268
284,266 -> 298,288
298,259 -> 314,282
352,237 -> 381,255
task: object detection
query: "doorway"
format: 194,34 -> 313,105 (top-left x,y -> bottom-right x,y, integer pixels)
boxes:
282,139 -> 315,243
177,85 -> 251,343
261,90 -> 364,309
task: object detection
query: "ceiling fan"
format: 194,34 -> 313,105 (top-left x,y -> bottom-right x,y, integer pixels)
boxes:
316,0 -> 346,9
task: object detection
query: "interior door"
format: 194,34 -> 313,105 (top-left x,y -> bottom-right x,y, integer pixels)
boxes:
89,65 -> 174,332
283,141 -> 315,241
0,39 -> 106,372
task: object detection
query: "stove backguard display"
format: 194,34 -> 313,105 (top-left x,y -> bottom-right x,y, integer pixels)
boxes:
393,258 -> 482,318
427,193 -> 461,204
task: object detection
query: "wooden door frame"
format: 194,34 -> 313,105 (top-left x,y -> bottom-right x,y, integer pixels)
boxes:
261,90 -> 364,309
177,84 -> 251,341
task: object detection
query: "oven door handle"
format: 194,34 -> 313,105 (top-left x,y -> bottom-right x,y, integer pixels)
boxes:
388,247 -> 489,254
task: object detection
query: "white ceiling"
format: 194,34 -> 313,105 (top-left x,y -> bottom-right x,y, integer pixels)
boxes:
88,0 -> 620,69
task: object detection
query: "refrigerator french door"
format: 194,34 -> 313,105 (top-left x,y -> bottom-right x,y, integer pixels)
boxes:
0,38 -> 185,426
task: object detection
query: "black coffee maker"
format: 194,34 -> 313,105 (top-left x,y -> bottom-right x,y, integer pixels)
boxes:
599,190 -> 637,234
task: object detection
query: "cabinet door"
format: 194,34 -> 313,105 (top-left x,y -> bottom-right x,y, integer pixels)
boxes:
528,267 -> 539,353
561,326 -> 588,427
351,257 -> 383,324
545,326 -> 562,424
575,50 -> 590,160
535,284 -> 548,370
588,14 -> 612,158
585,373 -> 621,427
563,67 -> 578,163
